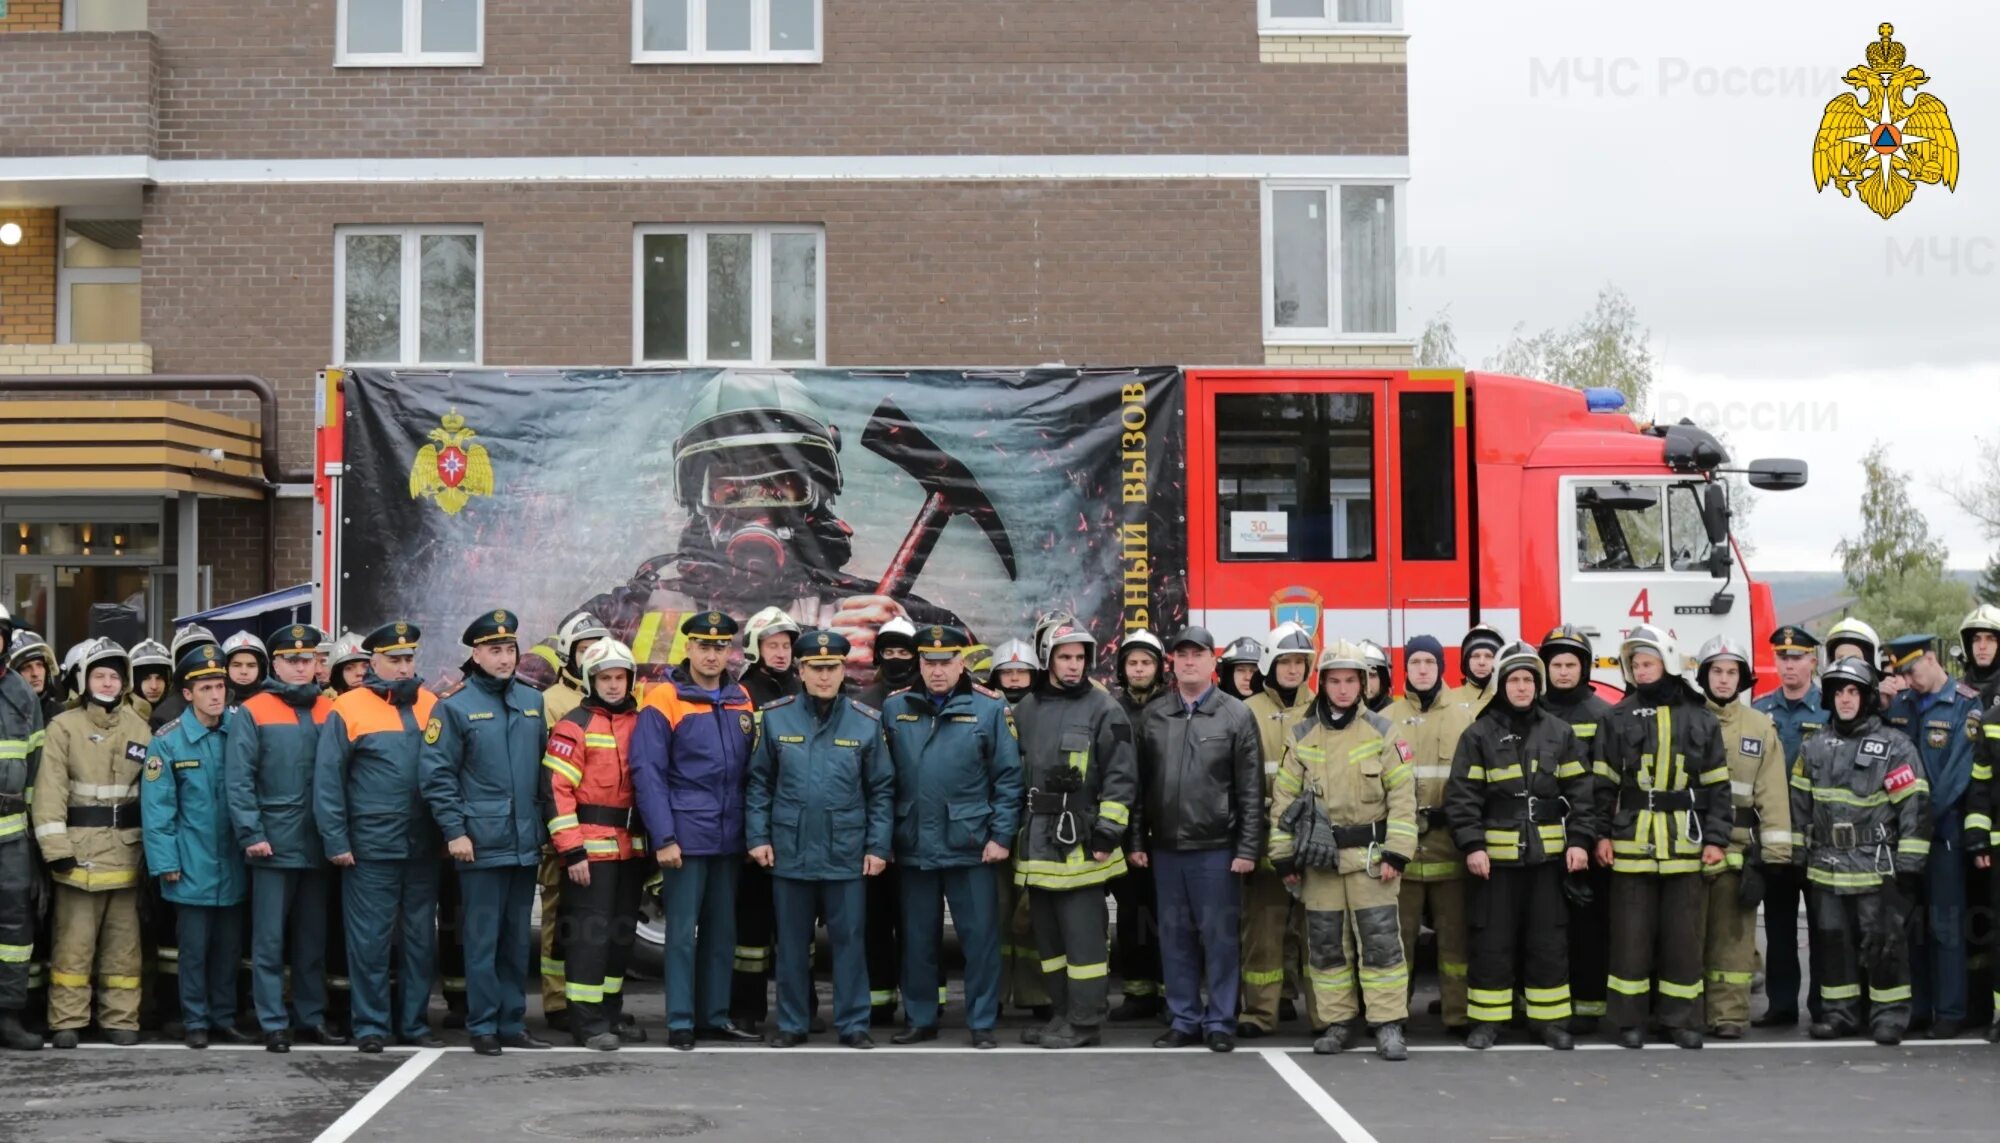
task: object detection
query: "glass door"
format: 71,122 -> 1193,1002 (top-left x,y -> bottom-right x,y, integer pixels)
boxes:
1,559 -> 152,649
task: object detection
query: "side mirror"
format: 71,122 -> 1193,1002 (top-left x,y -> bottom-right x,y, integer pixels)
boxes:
1745,458 -> 1808,491
1701,482 -> 1728,546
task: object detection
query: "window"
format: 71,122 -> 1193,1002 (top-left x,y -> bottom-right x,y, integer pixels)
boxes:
1665,483 -> 1716,573
1574,482 -> 1666,572
1263,181 -> 1401,341
64,0 -> 147,31
634,0 -> 821,63
634,226 -> 823,365
335,226 -> 481,365
1258,0 -> 1402,33
337,0 -> 482,66
1216,392 -> 1376,562
57,212 -> 141,344
1398,391 -> 1456,560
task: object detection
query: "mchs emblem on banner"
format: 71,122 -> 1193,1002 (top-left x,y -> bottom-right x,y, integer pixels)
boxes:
409,409 -> 494,515
1813,23 -> 1958,220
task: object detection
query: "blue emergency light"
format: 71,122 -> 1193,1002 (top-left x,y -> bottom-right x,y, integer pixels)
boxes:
1583,387 -> 1627,413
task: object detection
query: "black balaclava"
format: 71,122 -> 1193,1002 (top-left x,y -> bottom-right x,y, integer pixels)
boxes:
1314,672 -> 1361,731
1828,680 -> 1872,738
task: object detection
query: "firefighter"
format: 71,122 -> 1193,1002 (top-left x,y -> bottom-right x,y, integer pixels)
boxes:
746,629 -> 893,1049
1361,641 -> 1393,713
147,625 -> 218,733
313,638 -> 333,692
32,638 -> 150,1048
142,645 -> 250,1049
1538,625 -> 1614,1035
729,606 -> 802,1033
632,610 -> 758,1050
1219,637 -> 1263,702
1881,633 -> 1982,1039
328,634 -> 369,696
1268,640 -> 1416,1059
1961,604 -> 2000,707
220,631 -> 268,708
1240,623 -> 1315,1038
1108,629 -> 1167,1022
10,629 -> 62,725
1011,622 -> 1135,1049
1966,645 -> 2000,1041
1823,617 -> 1883,699
1446,641 -> 1595,1050
856,615 -> 918,1024
1791,655 -> 1932,1044
1445,624 -> 1504,709
1594,624 -> 1731,1049
225,624 -> 343,1052
313,621 -> 443,1054
0,607 -> 45,1051
420,610 -> 553,1057
541,638 -> 651,1051
1691,637 -> 1792,1039
128,640 -> 172,727
1380,633 -> 1473,1034
880,624 -> 1022,1049
986,638 -> 1050,1020
534,609 -> 607,1037
1752,624 -> 1825,1028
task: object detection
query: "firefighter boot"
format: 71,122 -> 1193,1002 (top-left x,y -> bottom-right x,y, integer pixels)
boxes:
1039,1022 -> 1101,1050
1375,1022 -> 1408,1061
0,1013 -> 42,1051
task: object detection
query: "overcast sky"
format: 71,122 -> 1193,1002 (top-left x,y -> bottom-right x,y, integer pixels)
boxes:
1405,0 -> 1998,570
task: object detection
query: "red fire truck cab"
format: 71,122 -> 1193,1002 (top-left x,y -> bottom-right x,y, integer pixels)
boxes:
1183,369 -> 1807,692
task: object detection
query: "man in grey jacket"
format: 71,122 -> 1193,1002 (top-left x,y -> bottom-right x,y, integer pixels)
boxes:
1132,628 -> 1264,1052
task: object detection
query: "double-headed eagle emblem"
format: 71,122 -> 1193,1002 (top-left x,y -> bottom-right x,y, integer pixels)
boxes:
1814,23 -> 1958,220
409,409 -> 494,516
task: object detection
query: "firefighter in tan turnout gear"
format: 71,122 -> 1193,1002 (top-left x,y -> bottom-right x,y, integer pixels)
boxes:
1268,641 -> 1417,1060
1691,636 -> 1791,1039
1238,623 -> 1313,1037
31,639 -> 152,1047
1382,633 -> 1472,1033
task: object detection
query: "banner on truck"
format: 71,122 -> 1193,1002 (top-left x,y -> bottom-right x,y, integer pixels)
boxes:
338,366 -> 1187,687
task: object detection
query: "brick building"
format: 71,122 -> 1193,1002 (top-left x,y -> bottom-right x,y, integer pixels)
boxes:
0,0 -> 1411,648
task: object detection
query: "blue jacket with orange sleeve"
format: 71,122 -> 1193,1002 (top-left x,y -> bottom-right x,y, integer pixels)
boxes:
630,666 -> 754,857
225,680 -> 333,869
313,673 -> 440,862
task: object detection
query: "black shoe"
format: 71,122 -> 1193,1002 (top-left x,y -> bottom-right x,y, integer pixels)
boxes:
667,1029 -> 696,1050
264,1031 -> 291,1053
890,1026 -> 938,1045
443,1008 -> 466,1030
970,1028 -> 998,1049
1153,1028 -> 1201,1049
0,1014 -> 42,1051
1872,1024 -> 1903,1046
1752,1010 -> 1797,1028
1029,1004 -> 1054,1021
295,1025 -> 348,1046
209,1025 -> 253,1045
1235,1022 -> 1270,1039
615,1021 -> 647,1044
101,1029 -> 140,1046
501,1031 -> 553,1050
1464,1023 -> 1500,1050
1569,1015 -> 1600,1036
471,1035 -> 502,1056
809,1013 -> 829,1034
398,1034 -> 446,1049
1617,1026 -> 1645,1049
840,1032 -> 876,1050
1278,998 -> 1299,1023
51,1029 -> 80,1050
184,1029 -> 209,1050
697,1023 -> 761,1043
1541,1024 -> 1574,1051
1374,1022 -> 1408,1061
1110,995 -> 1164,1022
356,1035 -> 385,1054
1928,1019 -> 1965,1040
768,1030 -> 807,1047
870,1005 -> 898,1028
1808,1021 -> 1848,1041
1206,1031 -> 1235,1053
1671,1028 -> 1704,1050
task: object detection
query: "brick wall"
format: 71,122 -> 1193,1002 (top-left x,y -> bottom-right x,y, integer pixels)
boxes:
196,495 -> 266,603
0,31 -> 156,157
0,342 -> 154,372
1265,344 -> 1414,367
149,0 -> 1405,159
0,208 -> 56,342
0,0 -> 63,33
1259,34 -> 1407,65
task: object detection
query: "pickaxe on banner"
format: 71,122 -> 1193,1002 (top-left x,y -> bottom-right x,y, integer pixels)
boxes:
863,397 -> 1018,598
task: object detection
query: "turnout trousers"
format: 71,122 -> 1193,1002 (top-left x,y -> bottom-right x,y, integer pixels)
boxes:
1300,866 -> 1407,1028
1699,869 -> 1756,1028
1112,865 -> 1161,1003
1466,864 -> 1570,1027
1606,872 -> 1705,1032
1566,863 -> 1612,1024
0,840 -> 35,1014
48,884 -> 141,1031
1812,886 -> 1912,1038
1028,885 -> 1111,1029
249,867 -> 330,1033
864,864 -> 900,1015
537,851 -> 566,1021
558,858 -> 644,1041
730,859 -> 774,1024
1396,875 -> 1469,1027
997,863 -> 1048,1011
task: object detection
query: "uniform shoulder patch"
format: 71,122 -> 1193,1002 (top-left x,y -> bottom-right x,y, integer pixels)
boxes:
423,717 -> 443,745
1740,737 -> 1763,757
144,756 -> 163,782
547,734 -> 577,759
972,683 -> 1001,700
1393,738 -> 1414,763
847,699 -> 880,721
436,680 -> 467,700
762,695 -> 797,711
738,711 -> 754,737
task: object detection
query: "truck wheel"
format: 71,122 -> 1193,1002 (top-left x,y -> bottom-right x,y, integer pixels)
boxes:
630,891 -> 665,980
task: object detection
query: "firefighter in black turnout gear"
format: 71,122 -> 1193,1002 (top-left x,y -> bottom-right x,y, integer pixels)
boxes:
1108,630 -> 1167,1020
1538,625 -> 1614,1034
860,616 -> 919,1023
1446,642 -> 1596,1050
0,607 -> 45,1050
731,606 -> 804,1031
1791,656 -> 1932,1045
1011,622 -> 1136,1048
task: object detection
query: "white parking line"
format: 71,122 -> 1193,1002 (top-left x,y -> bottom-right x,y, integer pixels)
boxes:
309,1047 -> 444,1143
1260,1049 -> 1380,1143
64,1036 -> 1990,1054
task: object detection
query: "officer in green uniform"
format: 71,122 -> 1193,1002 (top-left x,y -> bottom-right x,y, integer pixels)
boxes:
142,646 -> 250,1048
421,609 -> 553,1057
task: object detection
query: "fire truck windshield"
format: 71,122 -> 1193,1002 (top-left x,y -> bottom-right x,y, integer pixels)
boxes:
1575,481 -> 1716,574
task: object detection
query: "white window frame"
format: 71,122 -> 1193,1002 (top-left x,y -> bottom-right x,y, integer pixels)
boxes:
1257,0 -> 1405,35
1260,179 -> 1409,345
336,0 -> 484,67
632,0 -> 823,65
62,0 -> 150,32
333,225 -> 485,366
56,206 -> 142,345
632,225 -> 826,366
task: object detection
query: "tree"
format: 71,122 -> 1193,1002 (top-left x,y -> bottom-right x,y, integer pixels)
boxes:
1484,285 -> 1656,405
1979,548 -> 2000,605
1936,434 -> 2000,539
1835,443 -> 1972,640
1416,308 -> 1461,369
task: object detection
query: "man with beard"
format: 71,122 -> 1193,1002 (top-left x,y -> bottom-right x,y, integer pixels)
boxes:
1538,626 -> 1615,1035
1011,622 -> 1135,1049
1108,630 -> 1167,1022
730,606 -> 803,1033
1384,634 -> 1474,1035
1239,624 -> 1314,1038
